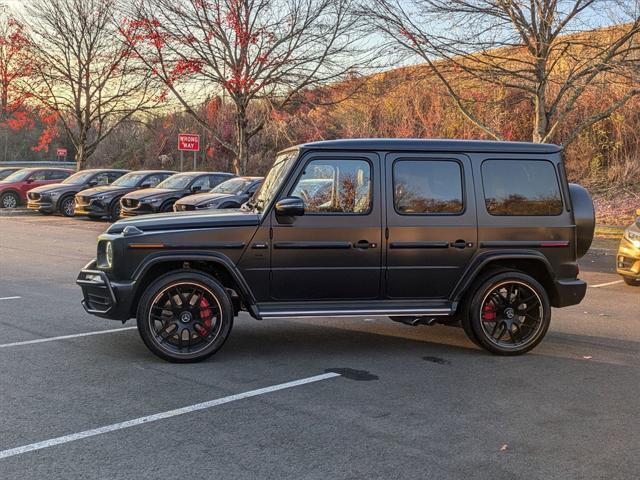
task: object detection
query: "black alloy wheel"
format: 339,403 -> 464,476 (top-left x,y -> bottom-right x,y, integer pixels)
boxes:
60,196 -> 75,217
136,271 -> 234,363
464,271 -> 550,355
110,200 -> 121,221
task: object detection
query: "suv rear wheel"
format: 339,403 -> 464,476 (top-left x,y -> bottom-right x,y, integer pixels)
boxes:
136,271 -> 234,363
463,271 -> 550,355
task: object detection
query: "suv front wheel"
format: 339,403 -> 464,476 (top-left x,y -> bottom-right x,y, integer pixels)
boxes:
463,271 -> 551,355
136,271 -> 234,363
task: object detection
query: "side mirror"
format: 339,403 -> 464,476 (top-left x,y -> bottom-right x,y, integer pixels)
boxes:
275,196 -> 304,217
26,178 -> 34,184
140,183 -> 151,189
191,185 -> 202,193
88,180 -> 98,187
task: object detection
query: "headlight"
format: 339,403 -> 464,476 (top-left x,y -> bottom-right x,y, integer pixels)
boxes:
97,241 -> 114,268
94,195 -> 108,201
144,197 -> 163,204
624,228 -> 640,248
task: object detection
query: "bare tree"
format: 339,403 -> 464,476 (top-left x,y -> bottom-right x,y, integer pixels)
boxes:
363,0 -> 640,145
121,0 -> 365,174
24,0 -> 158,169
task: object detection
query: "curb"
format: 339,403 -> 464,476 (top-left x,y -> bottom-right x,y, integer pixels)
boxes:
0,208 -> 38,217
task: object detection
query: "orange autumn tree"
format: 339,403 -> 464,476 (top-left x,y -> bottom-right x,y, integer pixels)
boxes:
0,6 -> 35,160
122,0 -> 365,174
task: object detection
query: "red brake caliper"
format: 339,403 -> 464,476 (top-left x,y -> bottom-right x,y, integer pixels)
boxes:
482,301 -> 497,322
199,297 -> 213,333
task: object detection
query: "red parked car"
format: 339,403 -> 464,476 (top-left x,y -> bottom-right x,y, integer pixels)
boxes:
0,167 -> 74,208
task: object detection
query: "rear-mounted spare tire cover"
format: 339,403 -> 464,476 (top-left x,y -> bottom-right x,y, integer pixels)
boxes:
569,183 -> 595,258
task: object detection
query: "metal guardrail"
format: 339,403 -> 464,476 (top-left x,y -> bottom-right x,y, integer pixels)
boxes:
0,161 -> 76,169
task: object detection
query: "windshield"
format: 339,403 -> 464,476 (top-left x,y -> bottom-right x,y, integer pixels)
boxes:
1,169 -> 32,182
156,173 -> 195,190
62,171 -> 96,185
112,172 -> 147,188
249,151 -> 298,212
211,178 -> 253,195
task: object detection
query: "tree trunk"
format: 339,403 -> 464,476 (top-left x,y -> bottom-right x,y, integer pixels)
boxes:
235,103 -> 249,175
75,144 -> 86,171
532,56 -> 549,144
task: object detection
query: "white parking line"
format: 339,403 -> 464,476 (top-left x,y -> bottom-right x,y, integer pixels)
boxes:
590,280 -> 624,288
0,372 -> 341,460
0,296 -> 21,301
0,327 -> 137,349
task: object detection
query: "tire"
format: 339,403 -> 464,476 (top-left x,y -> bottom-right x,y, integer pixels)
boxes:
623,276 -> 640,287
59,195 -> 75,217
136,270 -> 234,363
1,191 -> 19,209
109,199 -> 121,221
160,201 -> 174,213
462,271 -> 551,355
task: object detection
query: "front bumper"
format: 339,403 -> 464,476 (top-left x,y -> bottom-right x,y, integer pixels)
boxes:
75,199 -> 109,217
121,203 -> 160,217
27,199 -> 54,212
552,278 -> 587,308
77,261 -> 135,321
616,238 -> 640,280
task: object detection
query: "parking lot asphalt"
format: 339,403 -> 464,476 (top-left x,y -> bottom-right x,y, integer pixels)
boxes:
0,215 -> 638,480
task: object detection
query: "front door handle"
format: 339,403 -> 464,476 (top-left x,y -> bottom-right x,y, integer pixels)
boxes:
450,239 -> 472,249
354,240 -> 377,249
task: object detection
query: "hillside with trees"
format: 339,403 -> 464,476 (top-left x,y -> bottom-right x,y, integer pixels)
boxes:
0,0 -> 638,224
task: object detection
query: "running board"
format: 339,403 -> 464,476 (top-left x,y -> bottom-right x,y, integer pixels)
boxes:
255,302 -> 455,319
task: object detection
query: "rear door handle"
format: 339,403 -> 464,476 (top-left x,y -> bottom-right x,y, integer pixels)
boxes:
450,240 -> 472,249
354,240 -> 376,249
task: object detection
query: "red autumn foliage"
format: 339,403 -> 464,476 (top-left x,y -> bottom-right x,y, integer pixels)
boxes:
0,10 -> 36,136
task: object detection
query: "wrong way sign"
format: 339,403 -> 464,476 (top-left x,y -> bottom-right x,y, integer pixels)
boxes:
178,133 -> 200,152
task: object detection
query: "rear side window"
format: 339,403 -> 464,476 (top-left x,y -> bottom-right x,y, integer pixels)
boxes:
393,160 -> 463,214
482,160 -> 562,216
47,170 -> 70,180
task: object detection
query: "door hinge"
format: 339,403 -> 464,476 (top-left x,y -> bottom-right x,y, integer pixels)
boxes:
385,227 -> 389,239
269,227 -> 273,239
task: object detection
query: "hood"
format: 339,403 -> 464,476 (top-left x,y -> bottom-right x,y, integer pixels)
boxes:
0,179 -> 22,189
123,187 -> 177,201
79,185 -> 133,197
107,208 -> 260,234
175,192 -> 234,206
28,183 -> 77,195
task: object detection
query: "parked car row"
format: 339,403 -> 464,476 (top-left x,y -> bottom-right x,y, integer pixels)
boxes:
0,166 -> 263,219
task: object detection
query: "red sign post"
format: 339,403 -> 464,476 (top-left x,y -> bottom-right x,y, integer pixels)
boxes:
178,134 -> 200,171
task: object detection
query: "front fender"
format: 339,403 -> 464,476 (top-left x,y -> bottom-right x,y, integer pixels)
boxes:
131,250 -> 257,309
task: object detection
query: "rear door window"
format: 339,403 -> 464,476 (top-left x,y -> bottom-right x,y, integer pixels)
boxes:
393,160 -> 463,214
482,160 -> 562,216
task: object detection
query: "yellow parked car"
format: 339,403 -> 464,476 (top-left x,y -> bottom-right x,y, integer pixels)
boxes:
617,208 -> 640,286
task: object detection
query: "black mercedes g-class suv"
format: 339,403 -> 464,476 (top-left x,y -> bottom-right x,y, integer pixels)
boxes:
78,139 -> 595,362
